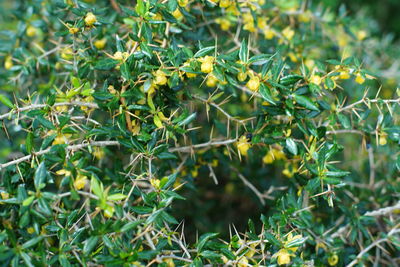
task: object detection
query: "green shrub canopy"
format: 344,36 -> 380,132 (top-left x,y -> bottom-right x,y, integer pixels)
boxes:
0,0 -> 399,266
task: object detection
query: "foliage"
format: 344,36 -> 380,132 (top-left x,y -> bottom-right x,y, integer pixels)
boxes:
0,0 -> 399,266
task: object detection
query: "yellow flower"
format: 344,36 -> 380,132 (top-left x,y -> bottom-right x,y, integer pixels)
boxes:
356,30 -> 368,41
263,153 -> 274,164
113,51 -> 129,61
263,27 -> 275,39
178,0 -> 188,7
104,205 -> 115,218
172,8 -> 183,20
26,25 -> 38,37
263,148 -> 286,164
273,249 -> 291,265
379,132 -> 387,146
163,258 -> 176,267
154,70 -> 168,85
74,174 -> 88,190
328,254 -> 339,266
243,13 -> 256,32
215,18 -> 232,31
94,38 -> 107,49
226,5 -> 239,15
298,11 -> 312,23
282,163 -> 298,178
284,233 -> 303,252
355,73 -> 365,84
61,47 -> 74,60
84,12 -> 97,26
1,191 -> 9,200
236,135 -> 251,157
206,74 -> 218,87
56,169 -> 72,177
150,178 -> 160,189
237,71 -> 247,82
219,0 -> 231,8
69,27 -> 79,34
237,256 -> 248,267
282,27 -> 295,40
4,56 -> 13,70
339,70 -> 350,79
200,56 -> 214,73
52,133 -> 71,145
27,227 -> 35,234
93,147 -> 105,160
246,75 -> 260,91
310,74 -> 322,85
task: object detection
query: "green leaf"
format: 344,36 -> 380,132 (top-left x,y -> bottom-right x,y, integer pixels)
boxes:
197,233 -> 219,252
20,252 -> 34,267
285,236 -> 307,248
36,116 -> 55,130
135,0 -> 146,16
259,84 -> 276,105
286,138 -> 298,155
94,58 -> 119,70
120,62 -> 131,80
293,94 -> 319,111
107,193 -> 127,201
83,236 -> 99,255
90,176 -> 103,198
0,94 -> 13,108
34,162 -> 47,191
119,220 -> 143,232
22,196 -> 35,206
194,46 -> 215,58
21,236 -> 44,249
177,112 -> 196,126
239,39 -> 248,63
26,132 -> 33,153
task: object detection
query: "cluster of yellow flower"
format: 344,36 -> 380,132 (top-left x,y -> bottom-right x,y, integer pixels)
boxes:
272,233 -> 303,265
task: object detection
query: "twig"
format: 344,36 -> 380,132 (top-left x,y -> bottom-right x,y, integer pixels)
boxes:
0,140 -> 119,170
330,201 -> 400,239
338,98 -> 399,112
234,168 -> 266,205
346,228 -> 400,267
168,138 -> 236,153
0,101 -> 99,120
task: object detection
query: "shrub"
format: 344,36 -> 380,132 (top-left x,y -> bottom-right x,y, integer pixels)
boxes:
0,0 -> 399,266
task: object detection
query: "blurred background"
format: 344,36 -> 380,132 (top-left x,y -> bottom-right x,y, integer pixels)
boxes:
323,0 -> 400,39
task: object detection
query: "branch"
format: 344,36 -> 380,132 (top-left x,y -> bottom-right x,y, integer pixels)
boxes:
0,101 -> 99,120
168,138 -> 236,153
193,95 -> 255,124
0,140 -> 119,170
346,228 -> 400,267
330,201 -> 400,239
338,98 -> 400,112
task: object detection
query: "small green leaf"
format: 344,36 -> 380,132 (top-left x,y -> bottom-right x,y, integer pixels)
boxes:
83,236 -> 99,255
239,39 -> 248,63
0,94 -> 13,108
22,196 -> 35,206
259,84 -> 276,105
194,46 -> 215,58
91,176 -> 103,198
293,94 -> 319,111
26,132 -> 33,153
21,236 -> 44,249
286,138 -> 298,155
34,162 -> 47,191
107,193 -> 127,201
94,58 -> 119,70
